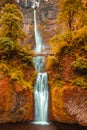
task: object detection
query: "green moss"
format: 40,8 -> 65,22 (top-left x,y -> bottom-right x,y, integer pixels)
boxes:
0,3 -> 36,93
0,60 -> 36,90
0,62 -> 9,74
0,37 -> 16,58
48,73 -> 65,88
71,57 -> 87,70
0,37 -> 34,64
8,67 -> 35,89
72,77 -> 87,88
0,38 -> 35,89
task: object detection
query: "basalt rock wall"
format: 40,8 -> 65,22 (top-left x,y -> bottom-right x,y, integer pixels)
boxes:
21,0 -> 59,45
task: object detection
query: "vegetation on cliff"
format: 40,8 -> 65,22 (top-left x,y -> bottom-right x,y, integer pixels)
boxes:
47,0 -> 87,124
0,2 -> 36,123
0,3 -> 36,88
47,0 -> 87,89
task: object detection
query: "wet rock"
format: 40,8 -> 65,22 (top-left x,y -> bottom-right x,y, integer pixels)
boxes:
63,87 -> 87,126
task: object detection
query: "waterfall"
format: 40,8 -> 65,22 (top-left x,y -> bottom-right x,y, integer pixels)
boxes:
31,0 -> 40,9
33,9 -> 45,72
25,0 -> 28,7
17,0 -> 20,3
33,8 -> 49,125
34,9 -> 44,53
34,73 -> 49,124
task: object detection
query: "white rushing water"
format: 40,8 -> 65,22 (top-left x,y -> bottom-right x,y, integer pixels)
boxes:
31,0 -> 40,9
33,9 -> 45,72
34,73 -> 49,123
34,9 -> 44,53
33,5 -> 49,125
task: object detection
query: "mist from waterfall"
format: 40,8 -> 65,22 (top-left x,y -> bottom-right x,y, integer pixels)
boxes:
33,7 -> 49,125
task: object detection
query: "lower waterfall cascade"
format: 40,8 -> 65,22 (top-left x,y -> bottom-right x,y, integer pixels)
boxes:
33,8 -> 49,125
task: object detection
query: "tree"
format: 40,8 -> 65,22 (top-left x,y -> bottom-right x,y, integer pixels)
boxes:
59,0 -> 82,32
0,0 -> 17,6
0,0 -> 18,10
50,0 -> 87,55
0,4 -> 25,42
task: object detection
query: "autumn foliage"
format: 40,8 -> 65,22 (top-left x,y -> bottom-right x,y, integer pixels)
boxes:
47,0 -> 87,124
0,3 -> 36,123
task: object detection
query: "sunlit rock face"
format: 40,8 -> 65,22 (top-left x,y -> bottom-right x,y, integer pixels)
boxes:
63,87 -> 87,126
50,86 -> 87,126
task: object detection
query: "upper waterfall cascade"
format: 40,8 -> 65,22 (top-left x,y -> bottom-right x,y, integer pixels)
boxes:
31,0 -> 40,9
16,0 -> 40,8
33,9 -> 45,72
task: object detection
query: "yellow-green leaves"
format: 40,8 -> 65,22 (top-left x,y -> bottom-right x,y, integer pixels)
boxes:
0,4 -> 25,41
59,0 -> 82,31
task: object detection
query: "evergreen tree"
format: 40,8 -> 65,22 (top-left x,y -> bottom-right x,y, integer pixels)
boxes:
50,0 -> 87,55
59,0 -> 82,31
0,4 -> 25,41
0,0 -> 18,10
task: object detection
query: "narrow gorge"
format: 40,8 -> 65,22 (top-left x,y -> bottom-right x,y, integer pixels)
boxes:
0,0 -> 87,129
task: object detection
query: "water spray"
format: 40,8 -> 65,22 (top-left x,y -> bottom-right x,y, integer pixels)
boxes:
31,0 -> 40,9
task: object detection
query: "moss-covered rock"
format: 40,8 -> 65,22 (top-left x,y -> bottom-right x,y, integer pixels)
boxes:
0,2 -> 36,124
71,57 -> 87,72
0,73 -> 34,123
0,60 -> 36,123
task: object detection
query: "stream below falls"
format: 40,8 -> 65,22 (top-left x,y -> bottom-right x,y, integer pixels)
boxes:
0,122 -> 87,130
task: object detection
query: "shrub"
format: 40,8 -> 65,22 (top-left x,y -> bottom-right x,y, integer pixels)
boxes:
0,37 -> 17,59
72,26 -> 87,46
0,37 -> 33,63
71,57 -> 87,71
72,77 -> 87,88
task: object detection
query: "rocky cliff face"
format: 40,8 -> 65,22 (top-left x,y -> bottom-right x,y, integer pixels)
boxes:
48,41 -> 87,126
49,85 -> 87,126
63,87 -> 87,126
0,0 -> 87,126
0,65 -> 35,123
21,0 -> 59,45
19,0 -> 87,126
